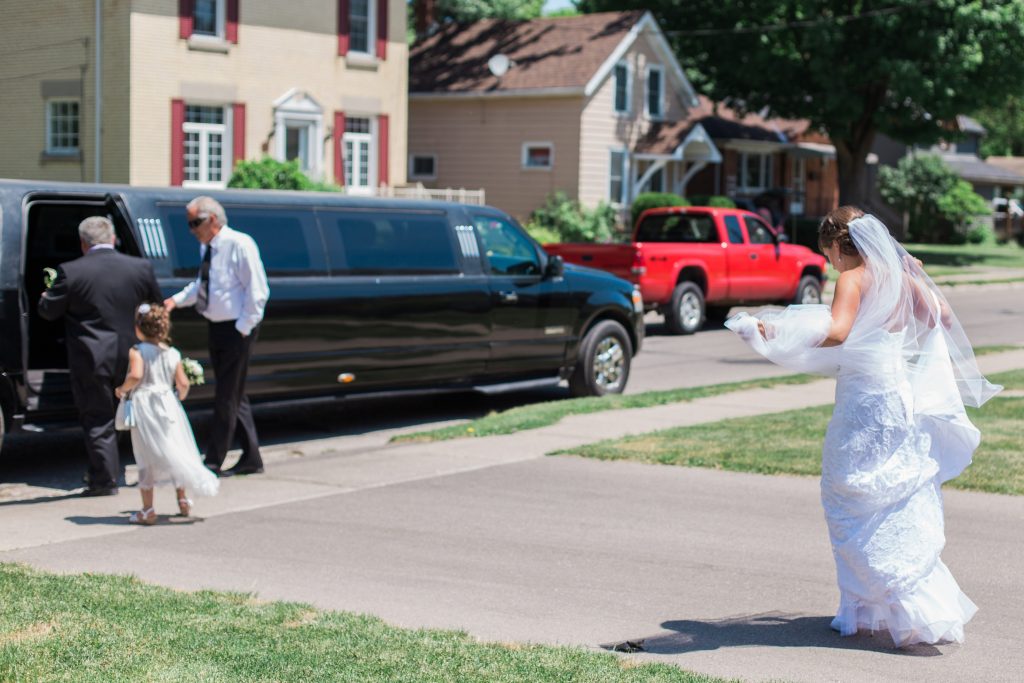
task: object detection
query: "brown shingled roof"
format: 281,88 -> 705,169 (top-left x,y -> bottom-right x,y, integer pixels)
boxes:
409,11 -> 646,94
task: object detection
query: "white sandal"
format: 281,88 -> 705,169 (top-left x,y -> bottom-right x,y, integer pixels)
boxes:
128,507 -> 157,526
177,498 -> 193,517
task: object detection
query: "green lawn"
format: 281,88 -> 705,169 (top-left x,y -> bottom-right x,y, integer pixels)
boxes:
0,564 -> 728,683
560,369 -> 1024,496
391,374 -> 819,443
903,242 -> 1024,270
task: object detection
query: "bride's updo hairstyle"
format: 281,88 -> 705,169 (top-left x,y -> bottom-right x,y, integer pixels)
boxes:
136,302 -> 171,344
818,205 -> 865,256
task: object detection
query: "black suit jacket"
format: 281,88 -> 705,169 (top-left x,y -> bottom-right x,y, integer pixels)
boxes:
38,248 -> 162,380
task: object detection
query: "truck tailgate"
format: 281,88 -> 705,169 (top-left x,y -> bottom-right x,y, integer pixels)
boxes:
543,243 -> 635,281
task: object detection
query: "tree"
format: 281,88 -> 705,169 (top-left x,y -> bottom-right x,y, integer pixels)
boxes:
578,0 -> 1024,207
975,95 -> 1024,158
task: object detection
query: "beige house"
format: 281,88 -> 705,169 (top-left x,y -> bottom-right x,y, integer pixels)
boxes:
0,0 -> 408,190
408,11 -> 721,221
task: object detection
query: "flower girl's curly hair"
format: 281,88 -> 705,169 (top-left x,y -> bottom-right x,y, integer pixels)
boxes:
818,206 -> 864,256
136,303 -> 171,344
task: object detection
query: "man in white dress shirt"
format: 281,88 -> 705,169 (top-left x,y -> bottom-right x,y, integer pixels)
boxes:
164,196 -> 269,476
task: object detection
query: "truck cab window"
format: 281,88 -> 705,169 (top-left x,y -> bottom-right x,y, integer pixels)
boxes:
724,215 -> 744,244
744,216 -> 775,244
473,216 -> 541,276
636,213 -> 716,243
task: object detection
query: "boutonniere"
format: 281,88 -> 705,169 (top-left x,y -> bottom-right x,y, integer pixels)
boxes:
43,267 -> 57,289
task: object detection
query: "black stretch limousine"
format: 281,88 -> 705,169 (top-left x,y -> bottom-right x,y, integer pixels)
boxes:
0,179 -> 644,446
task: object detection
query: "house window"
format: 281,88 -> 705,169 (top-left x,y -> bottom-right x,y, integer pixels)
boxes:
183,105 -> 228,187
739,152 -> 773,192
193,0 -> 225,38
613,62 -> 630,114
645,65 -> 664,119
350,0 -> 374,54
609,149 -> 627,203
409,154 -> 436,180
344,116 -> 373,192
522,142 -> 554,170
46,99 -> 80,154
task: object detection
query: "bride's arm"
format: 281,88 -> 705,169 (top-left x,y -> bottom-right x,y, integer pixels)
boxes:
821,270 -> 862,347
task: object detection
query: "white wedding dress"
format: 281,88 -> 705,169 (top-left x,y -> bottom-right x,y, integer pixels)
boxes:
726,216 -> 1000,647
130,343 -> 219,497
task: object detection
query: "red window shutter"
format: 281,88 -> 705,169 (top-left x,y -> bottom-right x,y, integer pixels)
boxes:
226,0 -> 239,43
376,0 -> 387,59
337,0 -> 350,56
171,99 -> 185,186
334,111 -> 346,185
377,114 -> 389,186
178,0 -> 194,39
232,103 -> 246,169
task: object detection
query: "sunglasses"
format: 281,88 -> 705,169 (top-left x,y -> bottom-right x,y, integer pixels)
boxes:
187,215 -> 210,230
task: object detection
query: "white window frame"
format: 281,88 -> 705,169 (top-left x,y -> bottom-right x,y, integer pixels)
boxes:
192,0 -> 226,38
182,104 -> 231,190
45,98 -> 81,155
343,115 -> 376,194
349,0 -> 376,55
408,154 -> 437,181
608,148 -> 629,205
521,142 -> 554,170
739,152 -> 773,193
644,64 -> 665,120
613,60 -> 632,115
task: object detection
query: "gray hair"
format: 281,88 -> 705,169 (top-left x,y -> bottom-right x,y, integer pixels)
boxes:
78,216 -> 115,246
187,196 -> 227,226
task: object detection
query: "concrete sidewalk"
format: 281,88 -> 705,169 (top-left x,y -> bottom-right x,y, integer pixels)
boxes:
2,349 -> 1022,682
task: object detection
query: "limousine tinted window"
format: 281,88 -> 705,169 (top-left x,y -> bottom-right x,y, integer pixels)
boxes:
473,215 -> 541,276
320,210 -> 459,274
160,204 -> 326,276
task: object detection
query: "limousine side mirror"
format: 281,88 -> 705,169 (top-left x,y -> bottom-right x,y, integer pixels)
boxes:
544,254 -> 565,279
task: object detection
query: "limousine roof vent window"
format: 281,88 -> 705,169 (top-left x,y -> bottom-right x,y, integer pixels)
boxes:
454,224 -> 479,258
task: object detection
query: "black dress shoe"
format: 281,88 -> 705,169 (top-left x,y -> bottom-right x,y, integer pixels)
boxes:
81,486 -> 118,497
221,465 -> 264,477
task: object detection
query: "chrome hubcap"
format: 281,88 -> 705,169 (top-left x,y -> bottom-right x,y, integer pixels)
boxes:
801,285 -> 821,304
679,292 -> 701,328
593,337 -> 625,390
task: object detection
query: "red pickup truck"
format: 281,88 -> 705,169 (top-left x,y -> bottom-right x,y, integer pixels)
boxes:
545,206 -> 828,334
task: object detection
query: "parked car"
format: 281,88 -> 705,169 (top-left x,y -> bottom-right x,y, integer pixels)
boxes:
0,179 -> 644,449
544,206 -> 828,334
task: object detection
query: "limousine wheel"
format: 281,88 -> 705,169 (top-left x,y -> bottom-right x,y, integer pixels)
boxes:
570,320 -> 632,397
666,282 -> 705,335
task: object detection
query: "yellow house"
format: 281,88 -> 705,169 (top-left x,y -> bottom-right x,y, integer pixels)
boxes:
0,0 -> 408,190
408,11 -> 721,221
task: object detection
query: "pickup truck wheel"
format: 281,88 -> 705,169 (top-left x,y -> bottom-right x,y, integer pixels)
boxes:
793,276 -> 823,305
569,320 -> 632,397
666,282 -> 705,335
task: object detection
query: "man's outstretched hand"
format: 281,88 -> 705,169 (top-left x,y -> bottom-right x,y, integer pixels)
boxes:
163,297 -> 177,312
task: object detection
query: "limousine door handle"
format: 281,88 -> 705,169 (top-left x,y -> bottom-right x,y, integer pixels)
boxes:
498,290 -> 519,304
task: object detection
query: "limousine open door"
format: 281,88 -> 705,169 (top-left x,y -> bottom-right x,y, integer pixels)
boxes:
18,191 -> 141,420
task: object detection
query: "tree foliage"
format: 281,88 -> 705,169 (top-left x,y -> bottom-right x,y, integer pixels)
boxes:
528,191 -> 618,242
878,154 -> 989,243
579,1 -> 1024,206
975,95 -> 1024,158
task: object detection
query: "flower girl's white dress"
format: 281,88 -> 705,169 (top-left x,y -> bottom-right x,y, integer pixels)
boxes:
130,343 -> 219,497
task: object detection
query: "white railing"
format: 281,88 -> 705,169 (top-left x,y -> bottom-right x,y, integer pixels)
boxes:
351,184 -> 486,205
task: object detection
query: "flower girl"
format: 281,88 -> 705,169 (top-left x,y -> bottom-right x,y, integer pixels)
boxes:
116,303 -> 219,525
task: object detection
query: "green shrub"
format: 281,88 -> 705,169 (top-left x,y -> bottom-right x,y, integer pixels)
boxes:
686,194 -> 736,208
523,222 -> 562,245
966,223 -> 997,245
631,192 -> 689,226
228,157 -> 340,192
878,154 -> 990,243
529,191 -> 618,243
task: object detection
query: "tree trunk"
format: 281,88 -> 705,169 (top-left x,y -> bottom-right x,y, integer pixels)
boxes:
833,132 -> 876,209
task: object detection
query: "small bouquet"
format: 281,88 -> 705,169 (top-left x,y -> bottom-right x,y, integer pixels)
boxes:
181,357 -> 205,386
43,267 -> 57,289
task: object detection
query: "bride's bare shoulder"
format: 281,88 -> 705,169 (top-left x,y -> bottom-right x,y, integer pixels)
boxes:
836,267 -> 865,290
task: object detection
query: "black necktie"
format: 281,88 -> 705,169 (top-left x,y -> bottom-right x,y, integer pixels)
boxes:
196,245 -> 212,314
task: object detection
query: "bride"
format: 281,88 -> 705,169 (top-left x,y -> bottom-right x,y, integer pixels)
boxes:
726,206 -> 1001,647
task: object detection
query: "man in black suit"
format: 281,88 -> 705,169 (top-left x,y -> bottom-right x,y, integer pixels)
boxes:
38,216 -> 162,496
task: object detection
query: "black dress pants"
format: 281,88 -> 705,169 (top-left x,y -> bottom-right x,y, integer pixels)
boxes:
70,371 -> 120,489
205,321 -> 262,470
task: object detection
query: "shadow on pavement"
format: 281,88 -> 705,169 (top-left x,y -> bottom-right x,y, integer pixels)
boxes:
64,514 -> 205,527
605,612 -> 942,656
